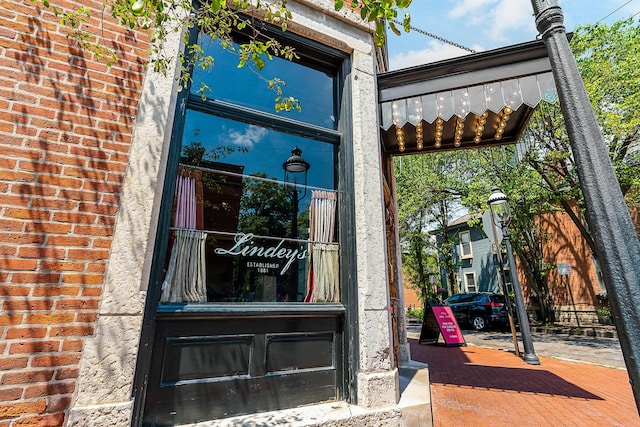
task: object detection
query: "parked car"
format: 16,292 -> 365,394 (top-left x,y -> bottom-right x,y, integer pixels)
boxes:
445,292 -> 514,331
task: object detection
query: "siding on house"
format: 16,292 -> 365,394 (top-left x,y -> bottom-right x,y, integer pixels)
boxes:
447,218 -> 502,295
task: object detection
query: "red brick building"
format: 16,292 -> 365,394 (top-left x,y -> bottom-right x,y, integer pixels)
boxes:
0,1 -> 423,425
529,207 -> 607,323
522,203 -> 639,324
0,1 -> 150,425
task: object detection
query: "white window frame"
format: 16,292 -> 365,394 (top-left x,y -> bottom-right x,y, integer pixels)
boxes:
459,230 -> 473,259
464,272 -> 477,292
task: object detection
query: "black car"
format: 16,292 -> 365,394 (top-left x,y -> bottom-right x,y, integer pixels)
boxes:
445,293 -> 513,331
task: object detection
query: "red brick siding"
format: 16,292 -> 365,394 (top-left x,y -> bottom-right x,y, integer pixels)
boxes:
0,1 -> 149,425
520,207 -> 602,309
401,275 -> 422,310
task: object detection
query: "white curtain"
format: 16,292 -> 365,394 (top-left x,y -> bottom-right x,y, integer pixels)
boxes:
305,190 -> 339,302
160,174 -> 207,303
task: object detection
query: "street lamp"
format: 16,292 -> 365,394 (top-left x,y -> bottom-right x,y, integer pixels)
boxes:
488,187 -> 540,365
282,147 -> 310,301
282,147 -> 310,239
530,0 -> 640,408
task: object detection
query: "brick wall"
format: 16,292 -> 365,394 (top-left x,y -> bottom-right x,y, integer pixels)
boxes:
518,206 -> 603,322
0,1 -> 149,425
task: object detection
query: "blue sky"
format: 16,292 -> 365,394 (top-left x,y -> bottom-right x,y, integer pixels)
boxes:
387,0 -> 640,70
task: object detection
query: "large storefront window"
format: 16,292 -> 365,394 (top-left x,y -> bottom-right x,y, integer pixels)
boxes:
159,34 -> 341,305
140,25 -> 350,426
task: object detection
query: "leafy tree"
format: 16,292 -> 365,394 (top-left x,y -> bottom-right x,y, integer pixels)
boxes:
395,153 -> 470,298
238,173 -> 291,237
462,146 -> 557,323
396,19 -> 639,325
516,19 -> 640,305
33,0 -> 412,110
525,18 -> 640,228
397,145 -> 565,324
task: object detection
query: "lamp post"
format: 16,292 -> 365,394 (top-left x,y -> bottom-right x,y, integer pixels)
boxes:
530,0 -> 640,407
488,188 -> 540,365
489,222 -> 520,358
282,147 -> 310,300
282,147 -> 310,240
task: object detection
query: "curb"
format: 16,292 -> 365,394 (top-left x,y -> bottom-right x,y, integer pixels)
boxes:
531,325 -> 617,339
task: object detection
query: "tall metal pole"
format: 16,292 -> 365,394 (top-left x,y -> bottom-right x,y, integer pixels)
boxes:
502,224 -> 540,365
490,219 -> 520,357
531,0 -> 640,409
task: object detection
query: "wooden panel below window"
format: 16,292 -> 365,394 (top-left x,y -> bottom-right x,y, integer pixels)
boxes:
266,333 -> 334,373
161,336 -> 252,383
142,310 -> 343,426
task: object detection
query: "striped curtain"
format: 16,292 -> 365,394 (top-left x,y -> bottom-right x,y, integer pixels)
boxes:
305,190 -> 339,302
160,174 -> 208,303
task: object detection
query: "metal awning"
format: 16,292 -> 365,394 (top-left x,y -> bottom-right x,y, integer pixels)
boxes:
378,39 -> 559,155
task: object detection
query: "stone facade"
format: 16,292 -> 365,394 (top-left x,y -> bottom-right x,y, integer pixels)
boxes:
0,1 -> 417,426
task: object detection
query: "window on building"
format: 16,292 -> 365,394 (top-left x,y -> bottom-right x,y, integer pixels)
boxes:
464,272 -> 477,292
460,231 -> 472,258
158,32 -> 344,304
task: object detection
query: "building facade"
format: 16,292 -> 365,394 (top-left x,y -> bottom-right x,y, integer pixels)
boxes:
444,214 -> 504,296
2,0 -> 584,424
532,206 -> 609,324
439,209 -> 622,325
0,1 -> 421,425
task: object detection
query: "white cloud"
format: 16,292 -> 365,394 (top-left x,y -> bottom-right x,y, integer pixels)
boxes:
227,125 -> 268,148
483,0 -> 534,43
449,0 -> 498,20
388,41 -> 485,70
447,0 -> 535,44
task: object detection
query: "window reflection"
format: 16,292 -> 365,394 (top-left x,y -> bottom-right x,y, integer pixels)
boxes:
160,112 -> 338,304
190,35 -> 336,129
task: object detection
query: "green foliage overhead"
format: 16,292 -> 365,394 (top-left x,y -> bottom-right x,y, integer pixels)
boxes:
522,18 -> 640,222
571,18 -> 640,207
32,0 -> 411,111
394,153 -> 471,297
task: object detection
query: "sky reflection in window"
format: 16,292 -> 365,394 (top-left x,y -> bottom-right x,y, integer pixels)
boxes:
181,110 -> 336,206
191,35 -> 336,129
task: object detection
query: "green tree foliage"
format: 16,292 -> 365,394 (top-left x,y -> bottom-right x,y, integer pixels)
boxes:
32,0 -> 411,111
525,18 -> 640,218
462,147 -> 557,323
395,153 -> 470,299
238,173 -> 291,237
518,18 -> 640,303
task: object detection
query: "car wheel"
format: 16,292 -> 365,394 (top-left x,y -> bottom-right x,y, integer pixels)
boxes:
472,315 -> 486,331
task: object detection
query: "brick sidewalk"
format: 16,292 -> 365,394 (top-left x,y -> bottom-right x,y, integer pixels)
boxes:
409,339 -> 640,426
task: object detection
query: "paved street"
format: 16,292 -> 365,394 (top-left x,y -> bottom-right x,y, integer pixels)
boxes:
457,328 -> 625,369
407,326 -> 639,426
407,324 -> 625,368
